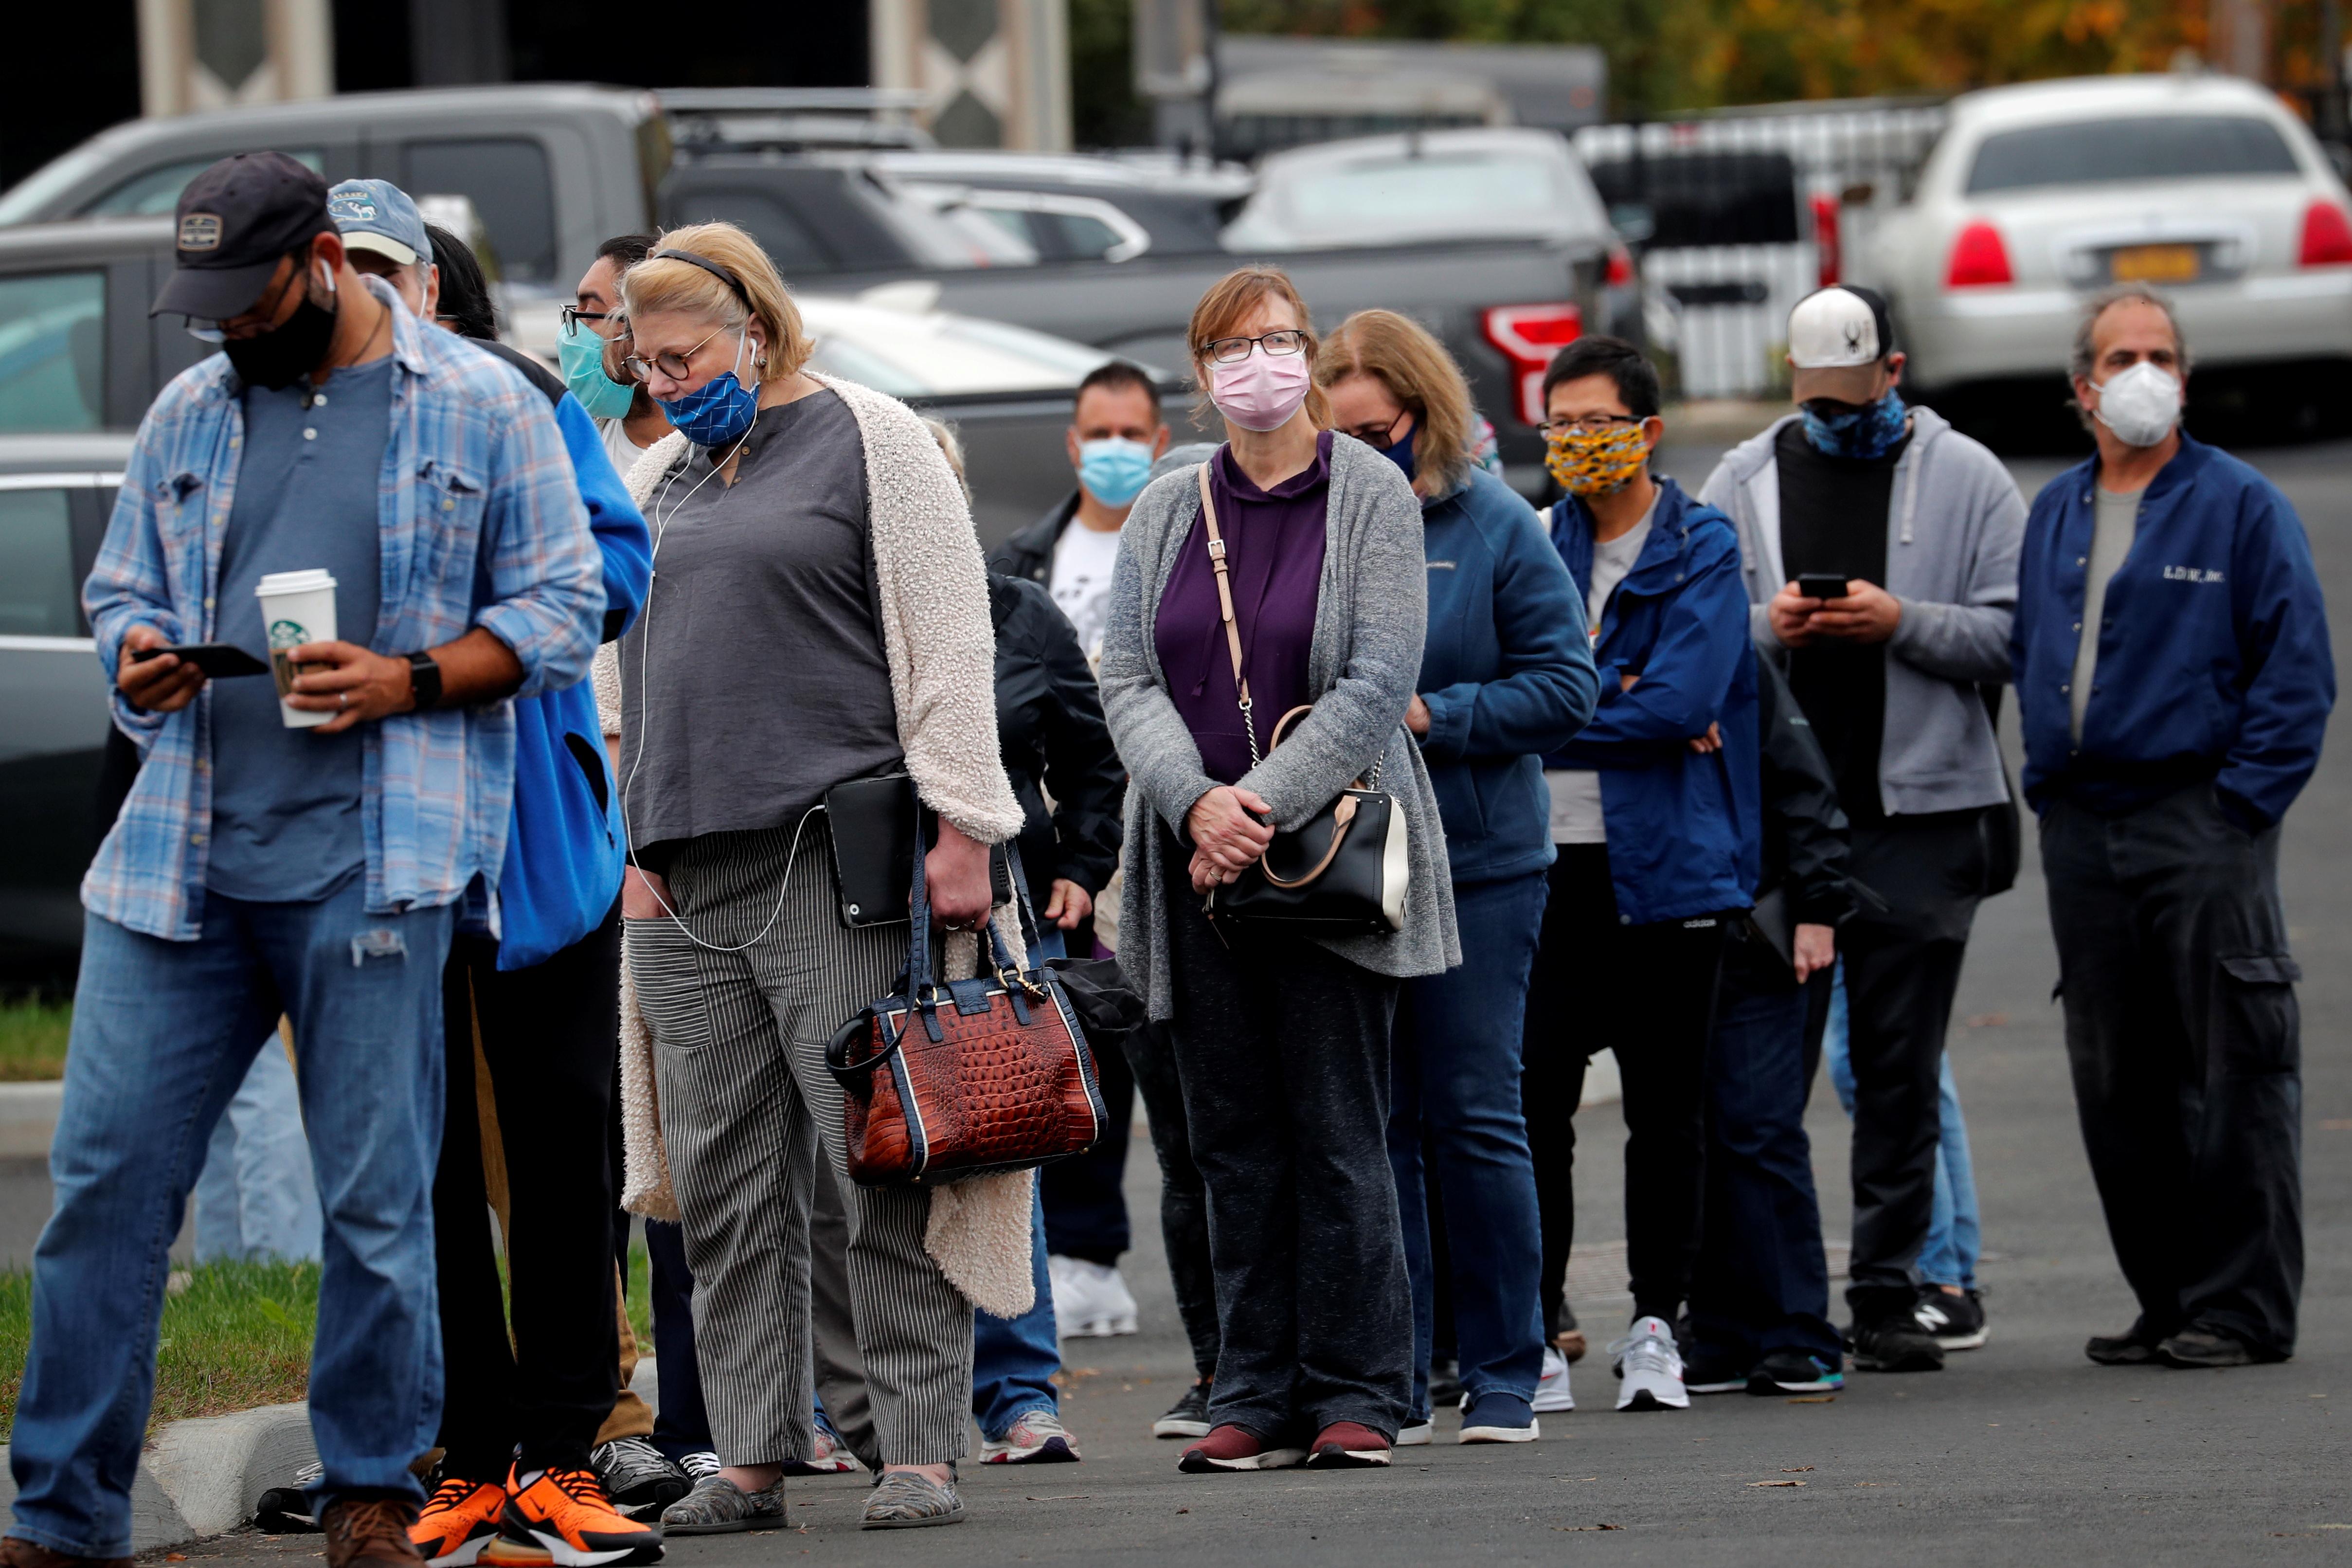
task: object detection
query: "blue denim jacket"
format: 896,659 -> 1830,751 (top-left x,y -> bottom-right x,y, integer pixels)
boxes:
81,281 -> 605,940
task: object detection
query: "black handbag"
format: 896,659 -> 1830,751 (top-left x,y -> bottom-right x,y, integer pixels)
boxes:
1189,464 -> 1408,935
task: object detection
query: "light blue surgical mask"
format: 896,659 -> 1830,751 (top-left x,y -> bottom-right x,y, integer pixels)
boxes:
557,318 -> 637,421
655,332 -> 762,448
1077,436 -> 1154,507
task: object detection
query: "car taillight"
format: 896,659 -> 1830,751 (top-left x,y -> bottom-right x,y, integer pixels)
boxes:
1811,193 -> 1842,288
1482,304 -> 1583,424
1945,220 -> 2013,288
1605,244 -> 1634,288
2298,199 -> 2352,266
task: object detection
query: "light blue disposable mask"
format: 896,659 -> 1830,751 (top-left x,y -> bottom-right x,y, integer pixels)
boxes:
1077,436 -> 1154,507
557,318 -> 637,421
655,331 -> 762,448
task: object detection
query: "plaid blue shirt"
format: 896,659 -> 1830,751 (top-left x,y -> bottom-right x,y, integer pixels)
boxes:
82,282 -> 604,940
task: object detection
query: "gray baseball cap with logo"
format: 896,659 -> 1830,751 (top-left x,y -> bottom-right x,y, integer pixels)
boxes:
328,178 -> 431,268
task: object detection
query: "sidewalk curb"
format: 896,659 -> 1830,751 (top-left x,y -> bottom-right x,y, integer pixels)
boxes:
2,1402 -> 316,1551
0,1083 -> 63,1161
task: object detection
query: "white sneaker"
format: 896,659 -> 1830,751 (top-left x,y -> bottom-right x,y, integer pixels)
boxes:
1395,1419 -> 1434,1446
1607,1316 -> 1689,1411
1532,1345 -> 1576,1412
980,1409 -> 1082,1464
1049,1254 -> 1139,1337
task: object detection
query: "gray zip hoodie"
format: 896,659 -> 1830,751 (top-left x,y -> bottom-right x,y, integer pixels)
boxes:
1697,406 -> 2025,818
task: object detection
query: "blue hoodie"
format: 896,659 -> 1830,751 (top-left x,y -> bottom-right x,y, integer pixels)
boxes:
1415,466 -> 1598,883
495,393 -> 652,969
2013,433 -> 2333,832
1545,476 -> 1760,925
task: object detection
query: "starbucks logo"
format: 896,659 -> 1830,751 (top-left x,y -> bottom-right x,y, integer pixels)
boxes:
267,618 -> 307,649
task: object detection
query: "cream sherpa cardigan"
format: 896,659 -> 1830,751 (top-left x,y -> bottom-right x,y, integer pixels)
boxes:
597,372 -> 1037,1318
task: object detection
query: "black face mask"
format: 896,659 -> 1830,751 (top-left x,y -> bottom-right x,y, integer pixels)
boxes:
223,265 -> 339,391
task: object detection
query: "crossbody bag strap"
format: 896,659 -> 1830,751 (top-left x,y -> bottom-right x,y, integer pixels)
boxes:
1195,463 -> 1263,768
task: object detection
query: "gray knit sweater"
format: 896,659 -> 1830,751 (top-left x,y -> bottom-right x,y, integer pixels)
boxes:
1100,433 -> 1461,1020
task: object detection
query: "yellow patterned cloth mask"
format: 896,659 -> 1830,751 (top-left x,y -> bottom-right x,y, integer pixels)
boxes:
1544,423 -> 1650,495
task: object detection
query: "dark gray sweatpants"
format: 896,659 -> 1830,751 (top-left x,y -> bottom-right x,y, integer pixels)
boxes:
2041,782 -> 2303,1358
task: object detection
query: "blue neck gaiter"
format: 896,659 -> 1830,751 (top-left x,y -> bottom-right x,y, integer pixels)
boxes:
1801,389 -> 1909,461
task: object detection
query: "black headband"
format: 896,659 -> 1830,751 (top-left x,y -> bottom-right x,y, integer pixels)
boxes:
650,247 -> 749,306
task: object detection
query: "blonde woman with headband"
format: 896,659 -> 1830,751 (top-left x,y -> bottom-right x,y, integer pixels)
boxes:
592,221 -> 1025,1532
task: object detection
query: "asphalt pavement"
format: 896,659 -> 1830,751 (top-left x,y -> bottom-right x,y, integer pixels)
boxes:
102,432 -> 2352,1564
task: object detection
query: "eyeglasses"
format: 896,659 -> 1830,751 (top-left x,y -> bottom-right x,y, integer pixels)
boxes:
185,252 -> 308,344
618,324 -> 727,385
1342,407 -> 1411,450
1539,413 -> 1642,437
1199,329 -> 1307,364
560,304 -> 617,334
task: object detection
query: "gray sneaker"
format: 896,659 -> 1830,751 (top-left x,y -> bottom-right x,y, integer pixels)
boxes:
860,1471 -> 966,1530
659,1474 -> 788,1535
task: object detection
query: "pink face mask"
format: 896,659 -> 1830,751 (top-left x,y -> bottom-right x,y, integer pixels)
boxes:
1207,345 -> 1312,433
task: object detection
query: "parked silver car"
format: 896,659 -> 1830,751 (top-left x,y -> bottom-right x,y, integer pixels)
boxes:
1858,72 -> 2352,399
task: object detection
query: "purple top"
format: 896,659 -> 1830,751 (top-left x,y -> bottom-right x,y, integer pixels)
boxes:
1155,433 -> 1332,786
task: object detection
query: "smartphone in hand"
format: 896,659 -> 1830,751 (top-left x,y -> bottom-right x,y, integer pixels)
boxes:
1795,573 -> 1852,602
130,643 -> 272,678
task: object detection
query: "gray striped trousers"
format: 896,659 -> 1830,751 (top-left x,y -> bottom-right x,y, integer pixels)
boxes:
623,816 -> 973,1466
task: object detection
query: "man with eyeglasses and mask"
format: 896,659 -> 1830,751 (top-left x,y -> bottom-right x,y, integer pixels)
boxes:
1699,286 -> 2024,1377
2013,286 -> 2331,1373
5,152 -> 602,1568
565,234 -> 677,477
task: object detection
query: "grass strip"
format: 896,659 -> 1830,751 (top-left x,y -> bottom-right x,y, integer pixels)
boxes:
0,997 -> 70,1081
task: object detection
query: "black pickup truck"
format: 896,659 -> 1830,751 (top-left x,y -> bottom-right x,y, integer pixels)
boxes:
1,85 -> 1617,482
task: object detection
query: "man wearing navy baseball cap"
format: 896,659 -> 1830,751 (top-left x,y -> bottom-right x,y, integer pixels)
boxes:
9,151 -> 605,1568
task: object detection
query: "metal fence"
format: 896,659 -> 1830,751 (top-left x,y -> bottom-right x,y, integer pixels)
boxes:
1574,101 -> 1949,398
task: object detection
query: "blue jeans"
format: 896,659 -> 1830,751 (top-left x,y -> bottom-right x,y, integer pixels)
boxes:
1386,870 -> 1548,1417
1824,962 -> 1980,1290
1690,941 -> 1841,1367
10,884 -> 453,1558
193,1038 -> 323,1263
971,1174 -> 1059,1440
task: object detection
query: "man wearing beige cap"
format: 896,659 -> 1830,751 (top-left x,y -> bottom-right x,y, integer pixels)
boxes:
1699,286 -> 2024,1376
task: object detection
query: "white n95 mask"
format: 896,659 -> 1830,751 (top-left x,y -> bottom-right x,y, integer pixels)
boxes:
2090,361 -> 2183,448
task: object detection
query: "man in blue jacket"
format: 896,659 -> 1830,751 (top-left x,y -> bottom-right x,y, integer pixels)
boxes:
2014,286 -> 2333,1371
1522,337 -> 1760,1415
1320,310 -> 1598,1446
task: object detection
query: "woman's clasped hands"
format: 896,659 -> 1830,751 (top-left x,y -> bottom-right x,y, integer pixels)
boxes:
1186,783 -> 1275,894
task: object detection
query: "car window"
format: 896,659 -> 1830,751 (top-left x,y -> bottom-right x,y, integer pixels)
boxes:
0,487 -> 83,638
0,271 -> 106,433
1967,115 -> 2301,194
1041,210 -> 1126,261
664,186 -> 837,274
403,139 -> 557,281
1587,152 -> 1799,249
82,150 -> 324,217
1284,152 -> 1564,230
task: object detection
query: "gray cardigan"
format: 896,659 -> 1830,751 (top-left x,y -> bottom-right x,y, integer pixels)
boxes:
1697,406 -> 2025,818
1099,433 -> 1461,1020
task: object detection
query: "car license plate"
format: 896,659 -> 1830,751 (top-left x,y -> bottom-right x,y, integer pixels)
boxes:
2111,244 -> 2200,283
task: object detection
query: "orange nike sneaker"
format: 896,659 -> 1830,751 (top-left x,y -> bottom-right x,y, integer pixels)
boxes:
501,1468 -> 664,1567
410,1477 -> 508,1568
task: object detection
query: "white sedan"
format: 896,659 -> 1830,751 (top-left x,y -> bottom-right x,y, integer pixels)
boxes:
1858,72 -> 2352,395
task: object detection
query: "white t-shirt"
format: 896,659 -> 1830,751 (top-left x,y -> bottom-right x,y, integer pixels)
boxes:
599,415 -> 657,483
1049,520 -> 1123,660
1545,501 -> 1656,845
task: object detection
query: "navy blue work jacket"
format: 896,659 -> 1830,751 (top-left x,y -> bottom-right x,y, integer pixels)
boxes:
1545,476 -> 1760,925
1415,466 -> 1599,884
2012,434 -> 2333,831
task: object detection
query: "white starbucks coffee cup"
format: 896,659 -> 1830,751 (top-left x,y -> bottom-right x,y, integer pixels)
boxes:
254,569 -> 339,729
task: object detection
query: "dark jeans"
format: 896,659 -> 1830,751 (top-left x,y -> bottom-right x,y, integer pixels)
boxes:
1840,810 -> 1987,1322
1522,845 -> 1730,1330
1041,1034 -> 1134,1265
434,906 -> 621,1478
1162,843 -> 1409,1440
2042,784 -> 2303,1357
1387,870 -> 1548,1415
1125,1021 -> 1219,1379
643,1219 -> 714,1462
1690,931 -> 1841,1369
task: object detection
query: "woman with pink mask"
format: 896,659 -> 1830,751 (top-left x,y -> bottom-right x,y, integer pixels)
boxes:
1097,267 -> 1459,1476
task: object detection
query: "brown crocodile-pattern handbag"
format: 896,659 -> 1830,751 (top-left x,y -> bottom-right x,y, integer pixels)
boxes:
826,838 -> 1109,1186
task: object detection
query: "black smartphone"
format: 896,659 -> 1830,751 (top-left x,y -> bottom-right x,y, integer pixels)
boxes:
1796,573 -> 1852,601
131,643 -> 272,678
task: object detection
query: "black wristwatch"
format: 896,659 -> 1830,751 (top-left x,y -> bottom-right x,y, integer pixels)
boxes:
404,650 -> 444,712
